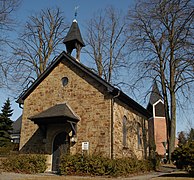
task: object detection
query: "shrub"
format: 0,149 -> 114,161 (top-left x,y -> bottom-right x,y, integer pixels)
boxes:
59,154 -> 154,177
148,152 -> 161,170
172,141 -> 194,173
0,143 -> 15,156
2,154 -> 47,173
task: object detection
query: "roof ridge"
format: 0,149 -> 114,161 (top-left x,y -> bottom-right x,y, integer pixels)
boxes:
16,51 -> 150,118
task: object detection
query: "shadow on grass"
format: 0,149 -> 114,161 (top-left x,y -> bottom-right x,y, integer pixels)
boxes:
159,172 -> 194,178
161,165 -> 177,169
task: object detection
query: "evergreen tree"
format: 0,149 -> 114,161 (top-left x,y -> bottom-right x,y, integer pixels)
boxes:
178,131 -> 187,145
188,128 -> 194,143
0,98 -> 13,147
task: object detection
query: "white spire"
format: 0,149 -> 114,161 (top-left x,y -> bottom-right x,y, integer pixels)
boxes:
73,19 -> 77,23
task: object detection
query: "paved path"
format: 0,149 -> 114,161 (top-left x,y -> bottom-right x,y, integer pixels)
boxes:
0,172 -> 172,180
0,172 -> 167,180
0,165 -> 191,180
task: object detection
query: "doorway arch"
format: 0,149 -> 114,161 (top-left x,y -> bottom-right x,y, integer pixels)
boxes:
52,131 -> 70,172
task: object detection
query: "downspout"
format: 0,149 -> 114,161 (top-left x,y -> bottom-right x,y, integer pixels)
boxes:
110,89 -> 120,159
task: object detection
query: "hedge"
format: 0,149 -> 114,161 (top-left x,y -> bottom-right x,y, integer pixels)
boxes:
2,154 -> 47,174
172,141 -> 194,174
59,154 -> 154,177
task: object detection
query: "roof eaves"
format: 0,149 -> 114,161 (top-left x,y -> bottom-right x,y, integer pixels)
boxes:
63,52 -> 115,92
16,51 -> 115,104
118,91 -> 151,118
16,51 -> 150,119
16,53 -> 64,104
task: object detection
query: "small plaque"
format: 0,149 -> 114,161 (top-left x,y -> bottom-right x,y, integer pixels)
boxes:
82,142 -> 89,151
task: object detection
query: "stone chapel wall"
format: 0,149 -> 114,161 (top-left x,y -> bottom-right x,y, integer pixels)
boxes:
19,60 -> 112,157
113,100 -> 148,159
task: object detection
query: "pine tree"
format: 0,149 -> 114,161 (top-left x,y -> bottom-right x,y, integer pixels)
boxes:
178,131 -> 187,145
188,128 -> 194,143
0,98 -> 13,147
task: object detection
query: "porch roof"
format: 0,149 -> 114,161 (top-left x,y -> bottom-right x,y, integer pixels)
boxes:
29,103 -> 79,124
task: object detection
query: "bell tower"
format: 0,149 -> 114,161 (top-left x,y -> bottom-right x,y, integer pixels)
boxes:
63,11 -> 85,61
147,81 -> 167,156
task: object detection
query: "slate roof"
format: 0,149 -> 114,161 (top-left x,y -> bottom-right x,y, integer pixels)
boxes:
17,51 -> 151,118
63,20 -> 85,47
149,81 -> 162,105
12,115 -> 22,134
147,81 -> 163,115
29,103 -> 79,124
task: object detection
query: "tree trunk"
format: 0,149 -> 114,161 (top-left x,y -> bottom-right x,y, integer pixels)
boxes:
159,57 -> 171,162
160,73 -> 171,161
169,90 -> 176,161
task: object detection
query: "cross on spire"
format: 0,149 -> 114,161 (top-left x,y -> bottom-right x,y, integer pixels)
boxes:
74,6 -> 79,20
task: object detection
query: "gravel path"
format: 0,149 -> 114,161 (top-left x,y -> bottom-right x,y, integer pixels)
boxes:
0,172 -> 171,180
1,172 -> 49,180
0,165 -> 189,180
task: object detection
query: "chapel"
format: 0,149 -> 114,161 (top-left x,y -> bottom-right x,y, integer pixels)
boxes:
17,18 -> 150,171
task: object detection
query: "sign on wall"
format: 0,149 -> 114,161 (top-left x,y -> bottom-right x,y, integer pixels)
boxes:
82,142 -> 89,151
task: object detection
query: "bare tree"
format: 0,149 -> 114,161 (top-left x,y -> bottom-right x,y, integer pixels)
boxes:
10,8 -> 68,90
0,0 -> 20,41
85,6 -> 129,84
128,0 -> 194,161
0,0 -> 20,87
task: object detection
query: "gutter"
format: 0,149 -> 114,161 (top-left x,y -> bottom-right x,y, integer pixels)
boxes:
110,89 -> 120,159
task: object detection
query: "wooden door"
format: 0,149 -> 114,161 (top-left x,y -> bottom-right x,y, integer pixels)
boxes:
52,131 -> 69,172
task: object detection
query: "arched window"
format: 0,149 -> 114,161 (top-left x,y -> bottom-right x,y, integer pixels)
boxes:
137,123 -> 142,149
123,116 -> 127,147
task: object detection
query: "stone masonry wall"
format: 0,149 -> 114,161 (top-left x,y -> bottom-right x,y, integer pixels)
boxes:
19,60 -> 112,157
113,100 -> 148,159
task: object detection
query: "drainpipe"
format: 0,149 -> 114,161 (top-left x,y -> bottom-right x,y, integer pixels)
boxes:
110,89 -> 120,159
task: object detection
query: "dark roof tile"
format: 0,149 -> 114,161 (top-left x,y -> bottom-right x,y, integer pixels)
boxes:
29,103 -> 79,121
12,115 -> 22,134
63,20 -> 85,47
149,81 -> 162,105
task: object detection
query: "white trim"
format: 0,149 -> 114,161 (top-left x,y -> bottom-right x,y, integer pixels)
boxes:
154,116 -> 166,119
153,99 -> 164,106
153,99 -> 164,118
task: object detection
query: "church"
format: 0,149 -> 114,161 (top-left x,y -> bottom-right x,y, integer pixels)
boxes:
16,19 -> 151,172
147,82 -> 167,157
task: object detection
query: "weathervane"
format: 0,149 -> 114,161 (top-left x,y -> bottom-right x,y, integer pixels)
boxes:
74,6 -> 79,20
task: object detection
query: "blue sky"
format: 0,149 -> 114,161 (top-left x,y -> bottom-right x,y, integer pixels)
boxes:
0,0 -> 133,120
15,0 -> 132,25
0,0 -> 193,134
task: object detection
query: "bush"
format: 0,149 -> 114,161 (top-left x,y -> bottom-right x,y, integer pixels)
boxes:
2,154 -> 47,173
172,141 -> 194,173
0,143 -> 15,156
59,154 -> 153,177
148,152 -> 161,170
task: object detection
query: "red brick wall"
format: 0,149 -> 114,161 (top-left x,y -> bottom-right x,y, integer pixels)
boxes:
154,117 -> 167,155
